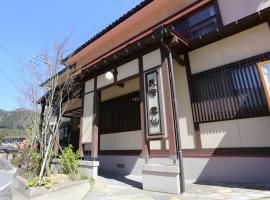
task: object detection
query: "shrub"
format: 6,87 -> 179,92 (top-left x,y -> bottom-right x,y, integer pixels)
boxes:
59,145 -> 80,175
27,177 -> 52,189
13,140 -> 41,179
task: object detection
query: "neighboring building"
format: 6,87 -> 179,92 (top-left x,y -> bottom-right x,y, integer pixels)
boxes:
41,0 -> 270,194
1,136 -> 25,147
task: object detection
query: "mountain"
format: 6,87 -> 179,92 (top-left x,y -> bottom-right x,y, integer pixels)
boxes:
0,108 -> 34,141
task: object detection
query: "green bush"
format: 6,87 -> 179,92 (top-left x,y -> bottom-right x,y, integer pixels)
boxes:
27,177 -> 52,189
59,145 -> 80,175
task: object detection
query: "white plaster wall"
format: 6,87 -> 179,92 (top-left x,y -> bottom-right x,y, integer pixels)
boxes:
100,130 -> 142,150
218,0 -> 270,25
117,59 -> 139,81
85,79 -> 94,93
174,60 -> 195,149
189,23 -> 270,74
200,120 -> 242,148
81,92 -> 94,143
149,141 -> 162,150
101,77 -> 139,102
97,73 -> 114,89
238,116 -> 270,147
143,49 -> 162,71
200,116 -> 270,148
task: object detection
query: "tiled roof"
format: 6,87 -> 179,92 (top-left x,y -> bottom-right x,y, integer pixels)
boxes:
63,0 -> 153,62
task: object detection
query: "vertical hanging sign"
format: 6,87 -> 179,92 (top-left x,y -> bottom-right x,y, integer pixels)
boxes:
144,69 -> 164,138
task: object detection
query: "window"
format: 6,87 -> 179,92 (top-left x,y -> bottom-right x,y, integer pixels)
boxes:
257,60 -> 270,111
99,91 -> 141,134
59,125 -> 70,147
190,53 -> 270,123
174,4 -> 221,40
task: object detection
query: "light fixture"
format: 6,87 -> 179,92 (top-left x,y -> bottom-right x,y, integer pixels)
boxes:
105,70 -> 114,80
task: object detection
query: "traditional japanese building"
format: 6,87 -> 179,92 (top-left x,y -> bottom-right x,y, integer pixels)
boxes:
46,0 -> 270,194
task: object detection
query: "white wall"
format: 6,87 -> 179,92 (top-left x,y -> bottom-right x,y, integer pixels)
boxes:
218,0 -> 270,25
200,116 -> 270,148
143,49 -> 162,71
189,23 -> 270,74
100,130 -> 142,150
97,73 -> 114,89
101,78 -> 139,102
82,92 -> 94,143
117,59 -> 139,81
174,60 -> 195,149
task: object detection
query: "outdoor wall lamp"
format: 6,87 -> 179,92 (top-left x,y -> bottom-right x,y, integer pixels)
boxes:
105,70 -> 114,81
105,68 -> 124,88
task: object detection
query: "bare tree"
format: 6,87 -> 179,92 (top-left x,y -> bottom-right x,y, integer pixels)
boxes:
20,38 -> 81,183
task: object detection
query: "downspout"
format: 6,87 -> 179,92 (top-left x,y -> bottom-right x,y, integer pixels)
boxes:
156,27 -> 185,194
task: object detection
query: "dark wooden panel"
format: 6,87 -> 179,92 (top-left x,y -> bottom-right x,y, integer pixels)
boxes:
99,91 -> 141,134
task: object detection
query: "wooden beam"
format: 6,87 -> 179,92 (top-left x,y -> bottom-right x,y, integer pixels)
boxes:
160,46 -> 177,158
91,77 -> 100,159
138,56 -> 149,161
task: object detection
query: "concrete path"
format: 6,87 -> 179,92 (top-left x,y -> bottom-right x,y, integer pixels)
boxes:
83,173 -> 270,200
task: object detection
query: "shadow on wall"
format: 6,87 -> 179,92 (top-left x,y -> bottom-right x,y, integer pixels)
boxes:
189,117 -> 270,186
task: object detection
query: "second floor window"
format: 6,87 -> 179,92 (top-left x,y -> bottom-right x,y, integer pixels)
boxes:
174,4 -> 221,41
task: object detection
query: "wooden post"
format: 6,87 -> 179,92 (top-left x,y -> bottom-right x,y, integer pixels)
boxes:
160,49 -> 178,158
139,56 -> 149,161
91,77 -> 99,159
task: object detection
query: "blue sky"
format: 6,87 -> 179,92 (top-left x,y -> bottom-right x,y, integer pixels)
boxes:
0,0 -> 142,111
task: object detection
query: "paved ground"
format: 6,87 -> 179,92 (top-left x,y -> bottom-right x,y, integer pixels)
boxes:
83,172 -> 270,200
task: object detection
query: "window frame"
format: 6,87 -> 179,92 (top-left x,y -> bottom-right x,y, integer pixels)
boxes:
257,60 -> 270,112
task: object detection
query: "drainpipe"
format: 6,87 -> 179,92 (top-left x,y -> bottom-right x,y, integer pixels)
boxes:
156,26 -> 185,194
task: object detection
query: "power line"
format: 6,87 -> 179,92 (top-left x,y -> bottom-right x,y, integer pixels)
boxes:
0,43 -> 22,92
0,68 -> 21,92
0,43 -> 23,66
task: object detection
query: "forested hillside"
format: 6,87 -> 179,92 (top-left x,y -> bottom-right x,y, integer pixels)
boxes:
0,108 -> 31,141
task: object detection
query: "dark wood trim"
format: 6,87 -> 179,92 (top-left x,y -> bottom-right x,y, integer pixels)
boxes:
99,150 -> 142,156
84,90 -> 94,95
139,56 -> 150,159
183,148 -> 270,157
213,0 -> 223,27
91,77 -> 100,159
150,150 -> 170,157
79,81 -> 85,156
82,44 -> 160,82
